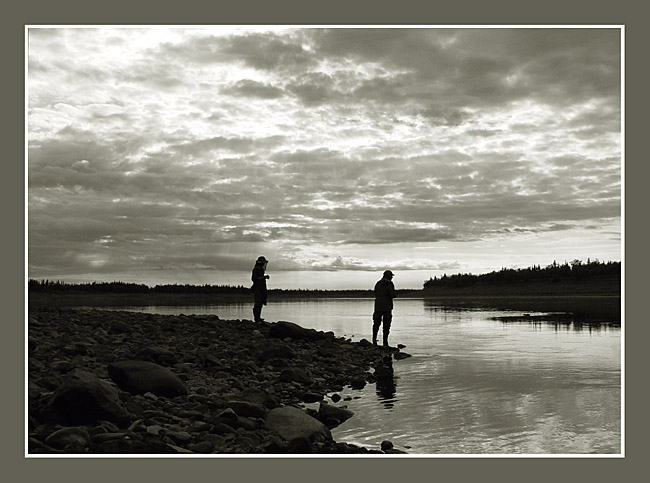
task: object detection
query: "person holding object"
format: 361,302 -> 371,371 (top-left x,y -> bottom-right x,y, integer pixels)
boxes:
251,256 -> 270,322
372,270 -> 396,347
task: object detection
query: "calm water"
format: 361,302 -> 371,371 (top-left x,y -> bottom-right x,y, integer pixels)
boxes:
100,298 -> 622,455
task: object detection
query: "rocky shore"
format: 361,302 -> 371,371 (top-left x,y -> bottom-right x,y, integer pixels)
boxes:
27,307 -> 411,455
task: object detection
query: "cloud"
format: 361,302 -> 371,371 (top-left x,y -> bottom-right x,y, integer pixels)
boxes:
27,27 -> 622,281
220,79 -> 285,99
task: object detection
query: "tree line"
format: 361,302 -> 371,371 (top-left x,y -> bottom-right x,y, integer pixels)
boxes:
28,279 -> 251,294
423,259 -> 621,290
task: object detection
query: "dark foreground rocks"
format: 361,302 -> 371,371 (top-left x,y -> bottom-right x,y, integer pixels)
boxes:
28,308 -> 411,454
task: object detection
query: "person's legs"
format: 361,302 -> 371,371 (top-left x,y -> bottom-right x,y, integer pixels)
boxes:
253,302 -> 264,321
382,311 -> 392,347
372,311 -> 382,345
253,289 -> 265,321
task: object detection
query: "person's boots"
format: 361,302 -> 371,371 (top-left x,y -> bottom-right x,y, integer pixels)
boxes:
383,334 -> 389,348
372,327 -> 379,345
253,306 -> 263,322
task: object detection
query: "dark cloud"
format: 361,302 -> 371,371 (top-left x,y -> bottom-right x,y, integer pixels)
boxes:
221,79 -> 285,99
157,31 -> 315,71
309,28 -> 620,108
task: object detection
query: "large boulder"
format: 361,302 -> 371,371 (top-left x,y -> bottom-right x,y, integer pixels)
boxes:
265,406 -> 332,442
269,321 -> 326,341
46,369 -> 130,427
107,361 -> 188,397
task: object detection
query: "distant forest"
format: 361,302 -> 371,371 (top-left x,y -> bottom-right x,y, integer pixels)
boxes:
27,279 -> 378,296
28,280 -> 251,294
28,259 -> 620,295
423,259 -> 620,290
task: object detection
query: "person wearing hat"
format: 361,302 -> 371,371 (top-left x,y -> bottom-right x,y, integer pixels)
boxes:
251,256 -> 270,322
372,270 -> 396,347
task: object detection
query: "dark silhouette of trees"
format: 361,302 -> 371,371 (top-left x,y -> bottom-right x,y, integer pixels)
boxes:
423,259 -> 620,290
28,279 -> 249,295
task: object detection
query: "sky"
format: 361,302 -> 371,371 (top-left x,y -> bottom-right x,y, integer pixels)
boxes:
27,26 -> 622,290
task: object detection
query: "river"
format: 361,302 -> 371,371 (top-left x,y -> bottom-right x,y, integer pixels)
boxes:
98,298 -> 622,455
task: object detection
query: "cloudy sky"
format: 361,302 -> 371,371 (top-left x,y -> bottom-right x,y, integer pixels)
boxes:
27,27 -> 622,289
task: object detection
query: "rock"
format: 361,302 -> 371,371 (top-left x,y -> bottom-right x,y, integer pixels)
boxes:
287,436 -> 314,453
385,448 -> 408,454
62,342 -> 90,356
265,406 -> 332,442
279,367 -> 312,384
45,427 -> 91,451
349,376 -> 367,389
237,387 -> 280,409
380,440 -> 394,451
134,346 -> 179,365
269,321 -> 325,341
46,369 -> 131,427
393,351 -> 412,360
317,402 -> 354,428
107,360 -> 188,397
330,393 -> 341,403
358,339 -> 373,347
256,341 -> 296,362
302,392 -> 324,403
226,400 -> 267,419
211,422 -> 238,435
51,360 -> 74,373
187,441 -> 214,453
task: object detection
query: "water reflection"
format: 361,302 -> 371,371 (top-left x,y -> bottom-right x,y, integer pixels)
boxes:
376,378 -> 397,409
372,354 -> 398,409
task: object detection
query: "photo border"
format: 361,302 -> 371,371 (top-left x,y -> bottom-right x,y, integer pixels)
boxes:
8,0 -> 644,481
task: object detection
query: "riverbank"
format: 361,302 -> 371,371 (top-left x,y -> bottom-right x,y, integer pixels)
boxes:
28,307 -> 411,455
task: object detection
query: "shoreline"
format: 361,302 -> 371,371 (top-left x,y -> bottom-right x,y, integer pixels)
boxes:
28,307 -> 410,455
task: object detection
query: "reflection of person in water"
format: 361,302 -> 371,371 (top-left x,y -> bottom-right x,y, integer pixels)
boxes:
374,354 -> 397,408
372,270 -> 396,347
251,256 -> 270,322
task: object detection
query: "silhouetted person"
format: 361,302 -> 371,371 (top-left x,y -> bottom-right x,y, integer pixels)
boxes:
372,270 -> 396,347
252,256 -> 270,322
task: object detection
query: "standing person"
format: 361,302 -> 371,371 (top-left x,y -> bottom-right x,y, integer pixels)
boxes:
372,270 -> 396,347
251,256 -> 270,322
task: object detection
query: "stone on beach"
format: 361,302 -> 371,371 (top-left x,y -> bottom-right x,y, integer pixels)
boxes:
225,400 -> 267,419
133,346 -> 179,365
393,351 -> 412,360
269,320 -> 329,341
45,427 -> 91,451
46,369 -> 131,427
107,360 -> 188,397
318,401 -> 354,428
265,406 -> 332,442
279,367 -> 312,384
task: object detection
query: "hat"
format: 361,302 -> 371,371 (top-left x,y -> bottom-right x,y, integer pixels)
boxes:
256,256 -> 268,263
383,270 -> 394,277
